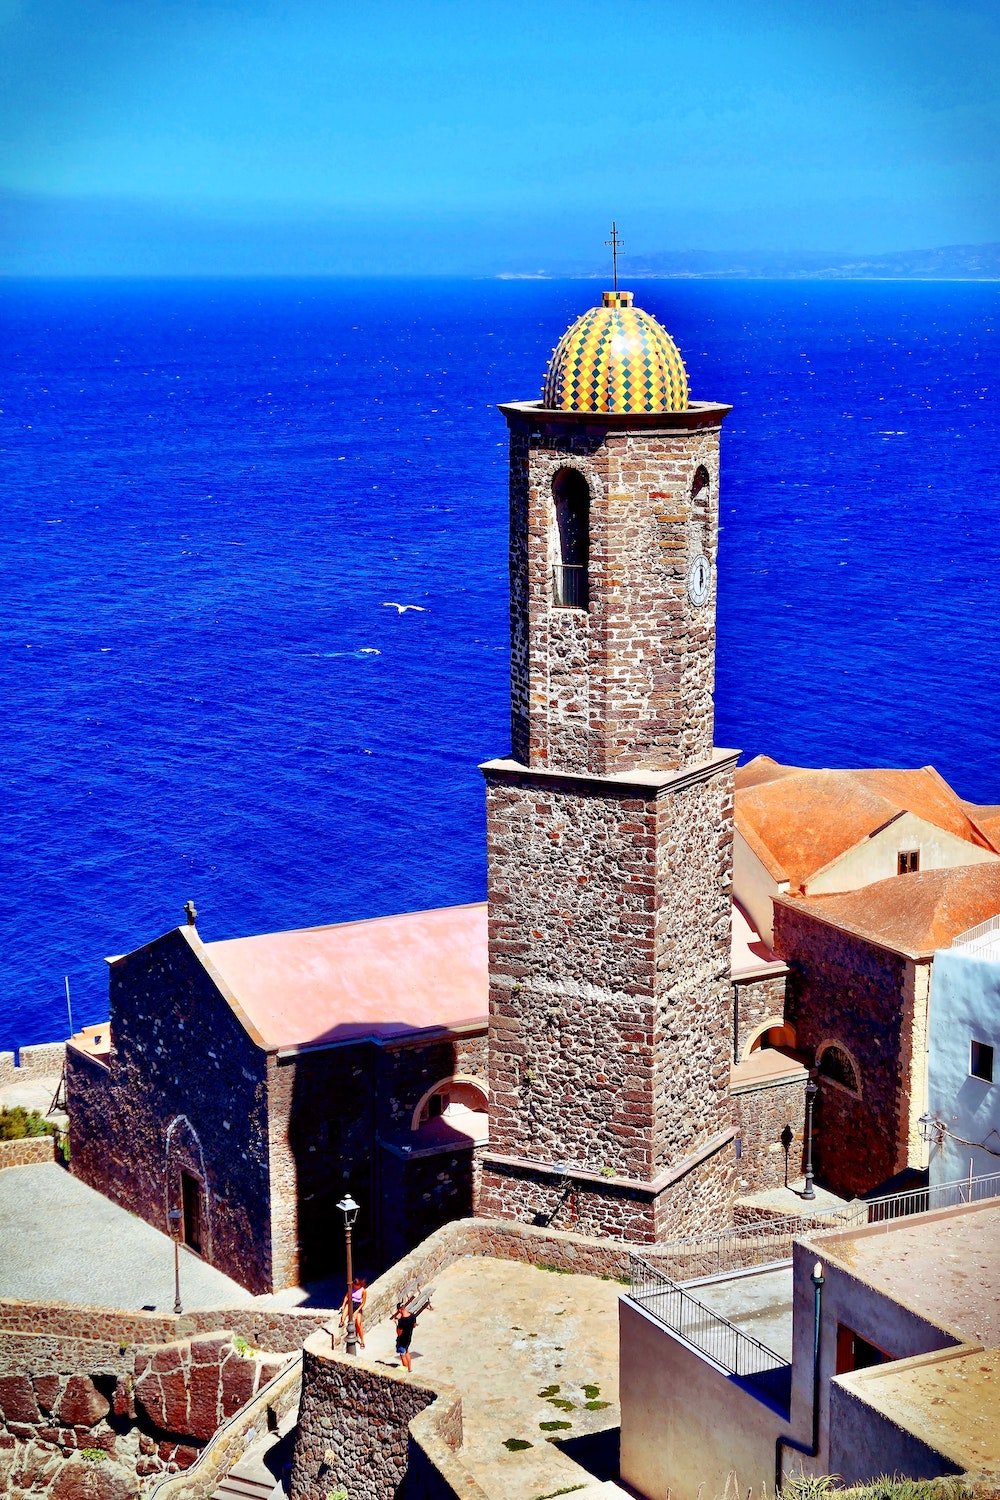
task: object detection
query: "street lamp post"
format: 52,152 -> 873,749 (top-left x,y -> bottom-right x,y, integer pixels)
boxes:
802,1076 -> 819,1201
167,1205 -> 183,1315
337,1193 -> 360,1356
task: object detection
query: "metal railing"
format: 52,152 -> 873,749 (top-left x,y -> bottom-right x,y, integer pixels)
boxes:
861,1167 -> 1000,1223
629,1254 -> 786,1377
952,913 -> 1000,959
552,564 -> 588,609
647,1169 -> 1000,1280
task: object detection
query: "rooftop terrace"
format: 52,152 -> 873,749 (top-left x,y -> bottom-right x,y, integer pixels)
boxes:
329,1257 -> 625,1500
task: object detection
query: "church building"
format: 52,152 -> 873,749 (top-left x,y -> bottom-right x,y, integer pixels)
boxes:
64,280 -> 1000,1292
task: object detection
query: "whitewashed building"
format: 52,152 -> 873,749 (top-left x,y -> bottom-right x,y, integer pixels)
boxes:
927,916 -> 1000,1184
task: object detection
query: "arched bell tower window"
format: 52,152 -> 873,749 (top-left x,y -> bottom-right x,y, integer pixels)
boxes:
552,467 -> 590,610
691,465 -> 711,550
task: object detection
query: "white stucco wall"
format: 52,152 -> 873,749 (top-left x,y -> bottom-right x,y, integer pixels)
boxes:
927,948 -> 1000,1186
733,827 -> 784,944
805,812 -> 998,897
619,1297 -> 791,1500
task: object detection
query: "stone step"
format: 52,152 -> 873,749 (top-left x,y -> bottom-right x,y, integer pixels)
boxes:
211,1474 -> 276,1499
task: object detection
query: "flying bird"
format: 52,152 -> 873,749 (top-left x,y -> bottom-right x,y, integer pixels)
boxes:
381,602 -> 427,614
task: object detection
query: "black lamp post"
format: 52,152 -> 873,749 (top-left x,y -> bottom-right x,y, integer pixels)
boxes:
337,1193 -> 360,1356
802,1075 -> 819,1201
167,1205 -> 183,1315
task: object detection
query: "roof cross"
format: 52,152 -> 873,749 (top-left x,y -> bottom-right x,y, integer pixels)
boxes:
605,221 -> 624,292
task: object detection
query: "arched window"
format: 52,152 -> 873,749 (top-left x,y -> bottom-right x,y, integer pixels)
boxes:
412,1077 -> 488,1132
552,467 -> 590,609
747,1019 -> 797,1056
818,1043 -> 861,1096
690,464 -> 712,558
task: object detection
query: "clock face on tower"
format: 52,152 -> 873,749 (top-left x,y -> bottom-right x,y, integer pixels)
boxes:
687,553 -> 711,607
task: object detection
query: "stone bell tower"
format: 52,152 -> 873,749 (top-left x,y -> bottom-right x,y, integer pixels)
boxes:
480,288 -> 738,1242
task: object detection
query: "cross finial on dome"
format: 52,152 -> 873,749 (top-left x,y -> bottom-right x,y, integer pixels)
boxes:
605,220 -> 624,292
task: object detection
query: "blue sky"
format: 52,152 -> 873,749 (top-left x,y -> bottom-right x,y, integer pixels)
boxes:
1,0 -> 997,274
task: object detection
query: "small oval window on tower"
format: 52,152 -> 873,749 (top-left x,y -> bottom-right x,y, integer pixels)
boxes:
552,467 -> 590,609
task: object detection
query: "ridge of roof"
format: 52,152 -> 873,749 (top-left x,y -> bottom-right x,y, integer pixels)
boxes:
736,759 -> 998,889
776,862 -> 1000,959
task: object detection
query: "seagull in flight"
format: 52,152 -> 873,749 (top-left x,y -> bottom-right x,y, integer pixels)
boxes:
381,602 -> 427,614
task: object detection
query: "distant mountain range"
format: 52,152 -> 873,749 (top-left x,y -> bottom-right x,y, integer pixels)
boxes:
501,243 -> 1000,281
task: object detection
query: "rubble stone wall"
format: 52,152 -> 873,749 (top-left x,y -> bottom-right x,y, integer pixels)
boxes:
290,1343 -> 438,1500
266,1028 -> 489,1290
732,1074 -> 807,1194
0,1137 -> 57,1169
733,971 -> 792,1059
651,761 -> 734,1167
480,1132 -> 737,1243
775,904 -> 914,1197
0,1042 -> 66,1090
486,762 -> 733,1180
66,926 -> 273,1293
0,1322 -> 293,1493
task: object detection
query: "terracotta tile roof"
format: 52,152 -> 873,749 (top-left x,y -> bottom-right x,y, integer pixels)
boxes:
736,756 -> 999,889
202,903 -> 489,1051
778,863 -> 1000,958
964,800 -> 1000,850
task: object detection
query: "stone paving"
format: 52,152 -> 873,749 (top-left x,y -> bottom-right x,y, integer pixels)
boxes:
0,1070 -> 67,1128
357,1257 -> 624,1500
0,1163 -> 251,1310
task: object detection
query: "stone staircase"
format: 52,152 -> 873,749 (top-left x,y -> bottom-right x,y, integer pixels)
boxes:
209,1408 -> 296,1499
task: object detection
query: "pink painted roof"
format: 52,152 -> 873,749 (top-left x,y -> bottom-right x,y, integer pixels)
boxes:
203,903 -> 489,1051
731,899 -> 783,976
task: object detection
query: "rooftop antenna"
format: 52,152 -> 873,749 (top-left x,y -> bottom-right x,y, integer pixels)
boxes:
605,221 -> 624,292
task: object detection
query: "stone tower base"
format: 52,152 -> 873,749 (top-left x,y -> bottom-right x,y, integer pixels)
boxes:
479,1126 -> 738,1243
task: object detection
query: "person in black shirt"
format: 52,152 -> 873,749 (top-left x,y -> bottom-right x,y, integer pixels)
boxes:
394,1297 -> 430,1373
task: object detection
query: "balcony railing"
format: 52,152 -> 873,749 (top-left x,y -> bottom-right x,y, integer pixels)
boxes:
644,1169 -> 1000,1282
953,913 -> 1000,960
629,1254 -> 786,1378
552,564 -> 588,609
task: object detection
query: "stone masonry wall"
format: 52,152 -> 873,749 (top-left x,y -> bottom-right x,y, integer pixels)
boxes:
0,1043 -> 66,1089
66,926 -> 273,1293
733,971 -> 793,1060
774,903 -> 915,1197
486,756 -> 734,1186
480,1132 -> 737,1243
0,1325 -> 291,1492
266,1029 -> 489,1289
0,1137 -> 57,1169
486,774 -> 660,1177
505,410 -> 725,775
651,760 -> 734,1168
290,1344 -> 439,1500
732,1074 -> 807,1194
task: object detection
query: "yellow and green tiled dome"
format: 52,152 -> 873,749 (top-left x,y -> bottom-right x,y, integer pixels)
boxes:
542,290 -> 689,414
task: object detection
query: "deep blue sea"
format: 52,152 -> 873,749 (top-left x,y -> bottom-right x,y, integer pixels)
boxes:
2,277 -> 998,1052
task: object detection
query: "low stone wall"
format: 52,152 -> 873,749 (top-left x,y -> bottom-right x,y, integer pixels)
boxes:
0,1135 -> 57,1169
289,1215 -> 673,1500
0,1298 -> 337,1355
0,1042 -> 67,1088
18,1043 -> 67,1078
291,1340 -> 441,1500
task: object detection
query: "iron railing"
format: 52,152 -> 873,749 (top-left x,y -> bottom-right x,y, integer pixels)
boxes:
952,913 -> 1000,959
647,1169 -> 1000,1280
552,564 -> 588,609
629,1254 -> 786,1377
